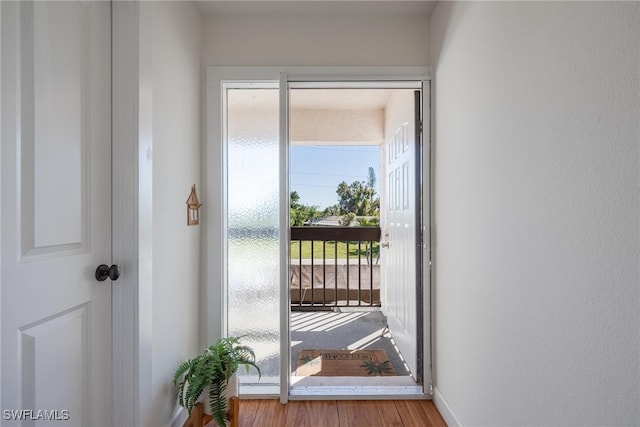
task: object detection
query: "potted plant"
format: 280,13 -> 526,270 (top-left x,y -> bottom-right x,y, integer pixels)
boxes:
173,337 -> 261,427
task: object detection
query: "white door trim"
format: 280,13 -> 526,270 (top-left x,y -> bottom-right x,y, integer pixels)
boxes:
279,72 -> 291,404
421,80 -> 433,395
0,0 -> 4,411
112,2 -> 153,425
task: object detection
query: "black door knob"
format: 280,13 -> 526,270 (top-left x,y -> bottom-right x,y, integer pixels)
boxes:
95,264 -> 121,282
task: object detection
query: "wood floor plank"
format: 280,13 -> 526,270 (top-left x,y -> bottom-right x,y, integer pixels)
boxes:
336,400 -> 407,427
237,399 -> 261,426
284,400 -> 339,427
374,400 -> 404,426
394,400 -> 447,427
239,399 -> 447,427
239,399 -> 286,427
337,401 -> 381,426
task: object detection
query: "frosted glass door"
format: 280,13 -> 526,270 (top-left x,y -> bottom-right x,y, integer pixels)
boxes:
225,85 -> 281,390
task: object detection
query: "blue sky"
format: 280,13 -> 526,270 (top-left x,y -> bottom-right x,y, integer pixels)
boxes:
290,145 -> 380,210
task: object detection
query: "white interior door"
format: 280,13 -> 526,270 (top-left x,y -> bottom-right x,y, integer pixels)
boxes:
381,89 -> 421,380
1,2 -> 112,425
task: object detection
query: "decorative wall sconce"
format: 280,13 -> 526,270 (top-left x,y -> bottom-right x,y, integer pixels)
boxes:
186,184 -> 201,226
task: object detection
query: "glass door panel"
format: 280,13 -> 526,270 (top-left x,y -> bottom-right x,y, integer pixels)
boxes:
225,84 -> 280,392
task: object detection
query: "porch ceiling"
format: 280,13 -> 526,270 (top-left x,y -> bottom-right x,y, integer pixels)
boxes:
227,88 -> 394,111
292,89 -> 392,110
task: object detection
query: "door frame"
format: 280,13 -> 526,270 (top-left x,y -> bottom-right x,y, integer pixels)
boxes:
111,2 -> 153,425
205,66 -> 432,403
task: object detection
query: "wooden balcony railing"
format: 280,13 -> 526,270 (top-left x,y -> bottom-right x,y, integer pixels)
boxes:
290,226 -> 381,310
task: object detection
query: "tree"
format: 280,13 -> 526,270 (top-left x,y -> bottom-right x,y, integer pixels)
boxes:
367,167 -> 376,189
367,167 -> 377,211
290,191 -> 319,226
341,212 -> 356,226
357,217 -> 379,227
322,204 -> 341,217
336,171 -> 379,217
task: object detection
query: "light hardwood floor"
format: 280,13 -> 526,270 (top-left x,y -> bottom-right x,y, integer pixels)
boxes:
238,399 -> 447,426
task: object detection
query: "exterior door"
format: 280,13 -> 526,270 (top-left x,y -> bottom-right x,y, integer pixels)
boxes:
1,2 -> 112,425
381,89 -> 421,381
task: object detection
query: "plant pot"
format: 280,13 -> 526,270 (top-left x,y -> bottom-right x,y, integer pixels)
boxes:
224,373 -> 239,401
202,374 -> 239,427
223,373 -> 239,427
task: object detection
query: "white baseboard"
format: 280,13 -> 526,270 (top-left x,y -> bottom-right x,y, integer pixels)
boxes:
433,387 -> 462,427
170,406 -> 187,427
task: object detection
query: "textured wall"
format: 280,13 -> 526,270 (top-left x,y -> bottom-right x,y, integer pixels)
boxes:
149,2 -> 202,426
430,2 -> 639,425
291,109 -> 384,145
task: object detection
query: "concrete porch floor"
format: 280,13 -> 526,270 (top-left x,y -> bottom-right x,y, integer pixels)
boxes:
291,309 -> 411,377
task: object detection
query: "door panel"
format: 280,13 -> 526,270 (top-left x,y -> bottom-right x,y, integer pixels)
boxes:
381,90 -> 419,379
21,1 -> 87,256
225,85 -> 281,390
1,2 -> 112,425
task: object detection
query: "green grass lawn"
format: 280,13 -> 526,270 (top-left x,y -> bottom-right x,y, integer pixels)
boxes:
290,240 -> 380,260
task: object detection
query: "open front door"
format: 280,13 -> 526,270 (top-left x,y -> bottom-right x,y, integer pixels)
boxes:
381,89 -> 422,381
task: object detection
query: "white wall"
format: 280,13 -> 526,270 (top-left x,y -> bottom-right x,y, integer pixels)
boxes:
148,2 -> 202,426
430,2 -> 639,426
203,13 -> 429,66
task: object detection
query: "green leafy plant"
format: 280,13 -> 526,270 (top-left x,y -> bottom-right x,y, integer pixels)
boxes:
173,337 -> 261,427
360,359 -> 394,376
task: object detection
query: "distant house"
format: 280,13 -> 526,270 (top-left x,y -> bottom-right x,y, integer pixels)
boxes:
310,216 -> 342,226
310,215 -> 379,227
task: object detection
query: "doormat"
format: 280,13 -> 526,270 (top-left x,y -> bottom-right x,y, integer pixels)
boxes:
295,349 -> 397,377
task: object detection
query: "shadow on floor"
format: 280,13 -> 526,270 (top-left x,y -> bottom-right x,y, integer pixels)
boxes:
290,309 -> 411,376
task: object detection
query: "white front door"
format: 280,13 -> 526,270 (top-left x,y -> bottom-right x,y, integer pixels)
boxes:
381,89 -> 421,380
1,2 -> 112,425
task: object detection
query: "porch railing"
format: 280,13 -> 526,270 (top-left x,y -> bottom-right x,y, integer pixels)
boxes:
290,226 -> 381,310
